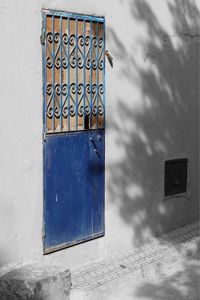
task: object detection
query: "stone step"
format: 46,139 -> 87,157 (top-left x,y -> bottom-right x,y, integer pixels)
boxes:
0,263 -> 71,300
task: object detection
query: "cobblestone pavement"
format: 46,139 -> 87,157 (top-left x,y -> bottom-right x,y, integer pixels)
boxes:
71,222 -> 199,300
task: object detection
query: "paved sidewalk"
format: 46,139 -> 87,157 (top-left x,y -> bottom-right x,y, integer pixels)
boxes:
71,222 -> 199,300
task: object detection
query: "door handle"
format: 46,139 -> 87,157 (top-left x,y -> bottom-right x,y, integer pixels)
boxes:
97,135 -> 102,141
90,137 -> 100,159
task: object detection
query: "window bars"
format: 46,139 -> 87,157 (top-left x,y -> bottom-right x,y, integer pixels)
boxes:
42,11 -> 105,133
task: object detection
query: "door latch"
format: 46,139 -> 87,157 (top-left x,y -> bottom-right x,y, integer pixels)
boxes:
40,28 -> 46,45
90,137 -> 100,159
105,50 -> 113,68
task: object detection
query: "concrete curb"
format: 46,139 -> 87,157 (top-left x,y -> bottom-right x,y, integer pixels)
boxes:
0,263 -> 71,300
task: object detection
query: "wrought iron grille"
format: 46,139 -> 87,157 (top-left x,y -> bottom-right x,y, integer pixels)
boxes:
42,11 -> 105,133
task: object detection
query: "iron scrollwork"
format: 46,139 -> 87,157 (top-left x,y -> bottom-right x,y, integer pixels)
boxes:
46,32 -> 104,70
46,83 -> 104,119
45,18 -> 105,131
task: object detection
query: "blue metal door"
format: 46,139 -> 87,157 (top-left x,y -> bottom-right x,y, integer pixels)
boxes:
42,10 -> 105,253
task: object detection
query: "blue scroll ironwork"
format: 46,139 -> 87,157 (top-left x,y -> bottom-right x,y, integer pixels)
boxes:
44,12 -> 105,132
46,32 -> 104,71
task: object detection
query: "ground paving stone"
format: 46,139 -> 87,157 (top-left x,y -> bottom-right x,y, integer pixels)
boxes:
71,222 -> 199,300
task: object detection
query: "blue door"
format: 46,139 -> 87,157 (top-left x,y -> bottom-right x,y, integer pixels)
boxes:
42,10 -> 105,253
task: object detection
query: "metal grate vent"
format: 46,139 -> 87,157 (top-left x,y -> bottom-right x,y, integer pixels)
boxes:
164,158 -> 188,196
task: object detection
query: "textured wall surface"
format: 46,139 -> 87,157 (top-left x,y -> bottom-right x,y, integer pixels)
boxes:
0,0 -> 199,269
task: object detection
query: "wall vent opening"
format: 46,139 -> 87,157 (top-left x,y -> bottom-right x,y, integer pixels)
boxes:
164,158 -> 188,197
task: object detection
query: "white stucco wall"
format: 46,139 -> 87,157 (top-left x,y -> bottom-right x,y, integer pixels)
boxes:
0,0 -> 199,268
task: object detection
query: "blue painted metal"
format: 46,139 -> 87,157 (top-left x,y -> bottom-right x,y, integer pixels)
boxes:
42,12 -> 47,139
96,24 -> 99,129
83,20 -> 86,130
44,130 -> 105,252
103,22 -> 106,128
43,8 -> 105,23
52,16 -> 55,131
42,10 -> 106,253
60,16 -> 63,131
75,18 -> 78,130
89,21 -> 93,129
67,18 -> 71,131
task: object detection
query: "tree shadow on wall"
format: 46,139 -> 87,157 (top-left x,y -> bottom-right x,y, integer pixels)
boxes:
107,0 -> 199,245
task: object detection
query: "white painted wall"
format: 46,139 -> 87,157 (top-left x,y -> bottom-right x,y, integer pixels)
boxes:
0,0 -> 199,268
